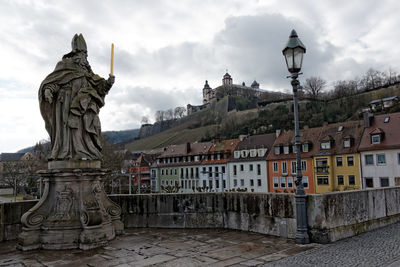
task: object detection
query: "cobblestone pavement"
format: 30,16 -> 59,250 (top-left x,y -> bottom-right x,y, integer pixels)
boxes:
0,228 -> 314,266
1,223 -> 400,266
265,222 -> 400,267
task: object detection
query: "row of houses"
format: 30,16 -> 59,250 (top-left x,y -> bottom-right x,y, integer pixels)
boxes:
131,112 -> 400,194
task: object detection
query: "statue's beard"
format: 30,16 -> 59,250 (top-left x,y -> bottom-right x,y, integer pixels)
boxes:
75,58 -> 92,73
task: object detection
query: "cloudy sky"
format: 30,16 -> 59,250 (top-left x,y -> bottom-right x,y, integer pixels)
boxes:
1,0 -> 399,152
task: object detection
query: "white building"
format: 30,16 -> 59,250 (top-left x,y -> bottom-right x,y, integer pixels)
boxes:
199,139 -> 239,192
227,133 -> 275,192
359,112 -> 400,188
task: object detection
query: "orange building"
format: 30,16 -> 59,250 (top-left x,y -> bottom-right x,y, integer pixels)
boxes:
266,128 -> 322,194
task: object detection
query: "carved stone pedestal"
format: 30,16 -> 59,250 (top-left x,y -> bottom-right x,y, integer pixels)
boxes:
17,161 -> 124,251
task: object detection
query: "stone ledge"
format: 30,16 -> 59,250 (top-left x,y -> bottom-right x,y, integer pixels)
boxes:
48,160 -> 101,169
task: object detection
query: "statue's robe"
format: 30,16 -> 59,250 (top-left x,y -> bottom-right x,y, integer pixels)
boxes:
39,57 -> 110,160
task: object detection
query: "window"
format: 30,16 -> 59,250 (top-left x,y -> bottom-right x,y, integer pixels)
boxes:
234,151 -> 240,159
273,177 -> 279,188
195,168 -> 199,178
222,166 -> 226,173
377,154 -> 386,165
170,169 -> 173,175
249,164 -> 253,171
217,154 -> 221,160
336,157 -> 343,167
250,179 -> 254,187
395,177 -> 400,186
211,155 -> 214,161
174,169 -> 177,175
216,180 -> 219,189
321,141 -> 331,149
348,175 -> 355,185
371,134 -> 381,144
284,146 -> 289,154
161,169 -> 164,175
316,158 -> 329,173
274,146 -> 280,155
301,160 -> 307,171
203,180 -> 207,188
384,117 -> 390,123
208,167 -> 212,177
302,176 -> 309,188
223,180 -> 226,189
337,175 -> 344,185
292,145 -> 297,153
347,156 -> 354,167
241,150 -> 248,158
162,180 -> 165,185
343,139 -> 351,148
380,177 -> 389,187
250,149 -> 257,157
257,179 -> 262,187
317,176 -> 329,185
287,177 -> 293,188
257,164 -> 261,175
194,156 -> 199,162
365,154 -> 374,165
280,177 -> 286,188
205,155 -> 209,161
302,143 -> 309,152
215,167 -> 219,177
398,153 -> 400,165
233,165 -> 237,176
365,177 -> 374,188
240,179 -> 244,187
291,161 -> 297,174
338,126 -> 343,132
240,165 -> 244,171
233,179 -> 237,187
282,162 -> 287,174
273,162 -> 278,172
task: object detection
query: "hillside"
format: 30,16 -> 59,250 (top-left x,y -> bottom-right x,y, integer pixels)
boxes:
125,83 -> 400,152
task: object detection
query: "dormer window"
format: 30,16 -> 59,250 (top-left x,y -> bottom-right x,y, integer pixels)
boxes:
321,141 -> 331,149
217,154 -> 221,160
283,146 -> 289,154
371,134 -> 381,144
257,149 -> 265,157
241,150 -> 248,158
234,151 -> 240,158
302,143 -> 309,152
292,145 -> 297,153
274,146 -> 281,155
211,154 -> 214,161
250,149 -> 257,157
343,139 -> 351,148
205,155 -> 208,161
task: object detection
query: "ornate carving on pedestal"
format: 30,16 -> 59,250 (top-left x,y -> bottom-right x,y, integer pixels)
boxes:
49,185 -> 74,222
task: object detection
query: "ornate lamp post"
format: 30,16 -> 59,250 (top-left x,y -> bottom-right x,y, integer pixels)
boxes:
282,29 -> 310,244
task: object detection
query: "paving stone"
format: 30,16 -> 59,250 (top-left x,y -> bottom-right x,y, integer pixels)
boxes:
239,259 -> 265,266
210,256 -> 248,267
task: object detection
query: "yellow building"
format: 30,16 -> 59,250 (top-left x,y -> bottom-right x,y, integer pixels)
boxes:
313,121 -> 364,194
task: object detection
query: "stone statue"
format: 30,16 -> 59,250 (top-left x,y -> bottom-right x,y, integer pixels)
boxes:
39,34 -> 115,160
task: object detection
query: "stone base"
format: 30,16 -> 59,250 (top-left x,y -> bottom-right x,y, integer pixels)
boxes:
17,166 -> 123,250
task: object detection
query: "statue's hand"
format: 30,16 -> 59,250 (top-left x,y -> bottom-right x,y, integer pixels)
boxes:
107,74 -> 115,86
44,88 -> 53,104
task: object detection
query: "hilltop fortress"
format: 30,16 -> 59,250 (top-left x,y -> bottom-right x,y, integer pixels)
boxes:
187,72 -> 287,115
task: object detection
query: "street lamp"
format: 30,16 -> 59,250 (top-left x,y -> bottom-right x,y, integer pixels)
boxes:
282,29 -> 310,244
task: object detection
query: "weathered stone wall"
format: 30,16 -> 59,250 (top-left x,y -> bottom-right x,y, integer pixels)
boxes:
0,200 -> 37,241
109,193 -> 297,239
2,187 -> 400,243
307,187 -> 400,243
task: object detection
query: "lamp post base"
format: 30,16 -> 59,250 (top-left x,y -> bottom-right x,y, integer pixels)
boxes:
295,194 -> 310,244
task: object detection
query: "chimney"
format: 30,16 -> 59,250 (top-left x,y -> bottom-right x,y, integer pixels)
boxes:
276,129 -> 281,138
186,142 -> 191,153
363,112 -> 374,128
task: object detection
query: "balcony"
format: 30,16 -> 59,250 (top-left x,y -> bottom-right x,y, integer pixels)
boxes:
315,166 -> 329,174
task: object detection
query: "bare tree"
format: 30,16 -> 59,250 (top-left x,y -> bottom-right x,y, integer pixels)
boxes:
303,77 -> 327,98
174,106 -> 186,118
164,109 -> 174,120
155,110 -> 164,122
141,116 -> 149,124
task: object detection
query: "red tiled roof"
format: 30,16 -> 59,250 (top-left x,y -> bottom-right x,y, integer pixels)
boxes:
359,112 -> 400,151
267,127 -> 322,160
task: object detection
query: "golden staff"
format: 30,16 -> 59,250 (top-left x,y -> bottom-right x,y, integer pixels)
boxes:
110,43 -> 114,75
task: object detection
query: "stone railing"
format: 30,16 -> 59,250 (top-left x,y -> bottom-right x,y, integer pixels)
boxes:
2,187 -> 400,243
